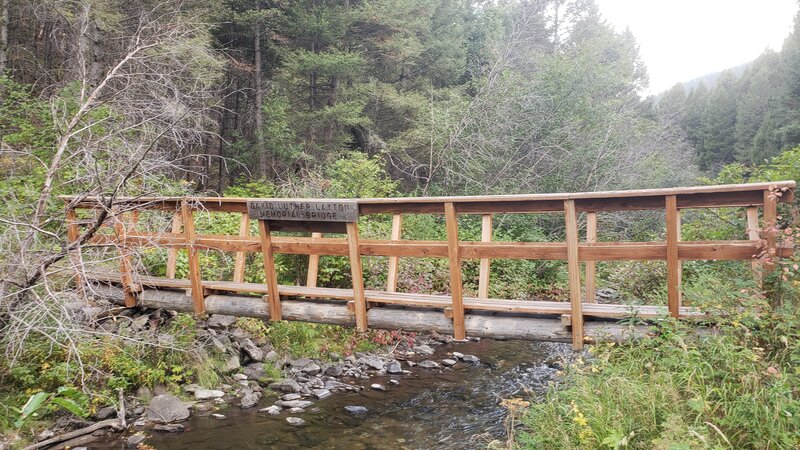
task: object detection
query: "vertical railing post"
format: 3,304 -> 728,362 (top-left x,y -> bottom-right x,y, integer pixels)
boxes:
444,203 -> 466,340
65,208 -> 85,297
762,189 -> 778,300
584,212 -> 597,303
181,200 -> 206,315
665,195 -> 681,318
478,214 -> 492,299
233,212 -> 250,283
564,200 -> 583,350
746,206 -> 762,287
306,232 -> 323,287
257,219 -> 282,321
165,211 -> 182,279
386,214 -> 403,292
346,222 -> 368,332
113,207 -> 138,308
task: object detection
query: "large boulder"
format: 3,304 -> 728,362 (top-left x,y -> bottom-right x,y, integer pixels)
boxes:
207,314 -> 238,328
269,378 -> 302,393
412,344 -> 435,356
194,389 -> 225,400
145,395 -> 190,424
385,361 -> 403,374
362,357 -> 385,371
240,339 -> 264,362
239,387 -> 262,409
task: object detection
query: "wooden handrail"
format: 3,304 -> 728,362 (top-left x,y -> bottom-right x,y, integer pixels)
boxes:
59,181 -> 796,214
62,181 -> 796,350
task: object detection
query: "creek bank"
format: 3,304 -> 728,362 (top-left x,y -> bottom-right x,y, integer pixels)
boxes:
29,305 -> 495,449
126,313 -> 486,441
112,339 -> 579,449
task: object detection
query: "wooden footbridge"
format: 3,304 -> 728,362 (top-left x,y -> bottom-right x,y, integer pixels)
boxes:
63,181 -> 795,349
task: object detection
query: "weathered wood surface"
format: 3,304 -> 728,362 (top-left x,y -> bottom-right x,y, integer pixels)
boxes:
247,199 -> 358,222
91,285 -> 650,343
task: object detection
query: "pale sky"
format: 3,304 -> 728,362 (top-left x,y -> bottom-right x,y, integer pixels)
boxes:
595,0 -> 798,95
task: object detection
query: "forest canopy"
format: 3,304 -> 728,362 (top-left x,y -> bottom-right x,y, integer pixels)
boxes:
0,0 -> 722,202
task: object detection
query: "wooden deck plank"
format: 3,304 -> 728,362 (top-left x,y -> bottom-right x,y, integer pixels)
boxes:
85,271 -> 707,319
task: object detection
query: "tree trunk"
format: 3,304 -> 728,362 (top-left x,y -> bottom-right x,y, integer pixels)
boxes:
76,3 -> 101,87
0,0 -> 8,73
254,1 -> 267,178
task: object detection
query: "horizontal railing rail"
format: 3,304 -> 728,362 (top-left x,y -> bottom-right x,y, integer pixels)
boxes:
61,181 -> 796,349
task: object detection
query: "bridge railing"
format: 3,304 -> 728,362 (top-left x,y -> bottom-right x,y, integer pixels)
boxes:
61,181 -> 795,349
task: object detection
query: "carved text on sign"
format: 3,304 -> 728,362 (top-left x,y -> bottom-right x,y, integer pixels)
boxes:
247,200 -> 358,222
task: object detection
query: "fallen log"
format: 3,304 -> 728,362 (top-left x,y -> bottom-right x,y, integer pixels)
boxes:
89,284 -> 650,343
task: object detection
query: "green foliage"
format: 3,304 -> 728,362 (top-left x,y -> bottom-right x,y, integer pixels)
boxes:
266,321 -> 380,358
519,304 -> 800,448
6,386 -> 91,433
0,313 -> 211,428
326,152 -> 398,198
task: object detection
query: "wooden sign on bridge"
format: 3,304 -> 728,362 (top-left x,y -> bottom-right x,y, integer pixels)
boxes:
247,199 -> 368,332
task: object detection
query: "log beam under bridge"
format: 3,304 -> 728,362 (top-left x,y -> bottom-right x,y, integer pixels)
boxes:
90,284 -> 650,343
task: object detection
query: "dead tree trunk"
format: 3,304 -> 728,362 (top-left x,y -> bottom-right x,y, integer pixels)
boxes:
0,0 -> 9,73
254,0 -> 267,178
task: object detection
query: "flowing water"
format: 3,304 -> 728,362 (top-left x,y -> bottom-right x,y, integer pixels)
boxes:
106,339 -> 568,450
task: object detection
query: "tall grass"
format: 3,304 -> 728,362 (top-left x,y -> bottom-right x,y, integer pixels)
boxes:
517,273 -> 800,449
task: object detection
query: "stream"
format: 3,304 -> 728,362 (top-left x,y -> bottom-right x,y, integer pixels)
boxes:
104,339 -> 569,449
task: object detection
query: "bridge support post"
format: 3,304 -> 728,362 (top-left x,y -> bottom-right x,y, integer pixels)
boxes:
564,200 -> 584,350
166,211 -> 182,279
346,222 -> 368,332
746,206 -> 762,287
257,219 -> 282,321
445,202 -> 466,340
386,214 -> 403,292
584,212 -> 597,303
181,200 -> 206,315
113,207 -> 139,308
306,232 -> 322,287
666,195 -> 681,318
65,208 -> 85,297
233,213 -> 250,283
762,190 -> 778,302
478,214 -> 492,299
